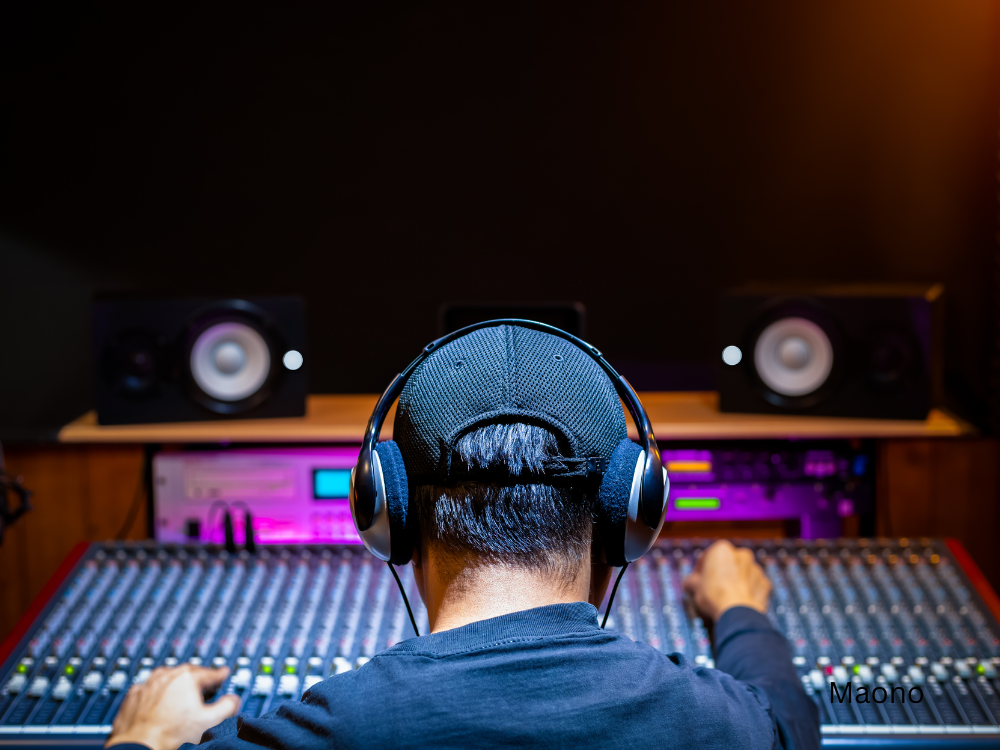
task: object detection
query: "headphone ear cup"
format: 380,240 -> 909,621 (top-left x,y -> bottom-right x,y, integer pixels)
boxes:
373,440 -> 414,564
596,438 -> 643,568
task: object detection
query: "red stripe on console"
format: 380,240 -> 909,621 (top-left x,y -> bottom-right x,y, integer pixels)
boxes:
0,542 -> 90,666
945,538 -> 1000,625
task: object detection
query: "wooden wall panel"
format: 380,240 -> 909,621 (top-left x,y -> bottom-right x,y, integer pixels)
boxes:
877,437 -> 1000,591
0,445 -> 145,641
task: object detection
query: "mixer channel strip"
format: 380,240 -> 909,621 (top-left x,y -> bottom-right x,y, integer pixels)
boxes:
2,539 -> 1000,748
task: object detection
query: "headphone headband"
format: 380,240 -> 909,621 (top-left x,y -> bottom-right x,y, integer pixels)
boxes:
354,319 -> 664,531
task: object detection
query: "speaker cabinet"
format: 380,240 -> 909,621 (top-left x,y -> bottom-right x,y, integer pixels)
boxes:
718,284 -> 943,419
93,296 -> 307,425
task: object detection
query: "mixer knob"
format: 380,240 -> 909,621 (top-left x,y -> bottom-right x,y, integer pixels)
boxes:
303,675 -> 323,692
817,656 -> 831,667
188,657 -> 202,666
355,657 -> 370,669
865,657 -> 880,666
164,657 -> 178,667
133,668 -> 152,685
931,663 -> 949,680
231,668 -> 252,690
333,657 -> 352,675
51,676 -> 73,701
277,674 -> 299,696
27,676 -> 49,697
82,672 -> 103,691
907,665 -> 925,685
915,656 -> 929,666
832,666 -> 849,686
979,660 -> 997,678
955,661 -> 972,679
107,671 -> 128,691
4,673 -> 26,694
792,656 -> 806,667
880,664 -> 899,682
890,656 -> 905,666
857,665 -> 874,685
252,674 -> 274,696
841,656 -> 855,666
809,670 -> 826,691
212,657 -> 227,668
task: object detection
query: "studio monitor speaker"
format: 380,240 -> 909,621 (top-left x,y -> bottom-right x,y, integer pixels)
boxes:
93,296 -> 307,425
718,284 -> 943,419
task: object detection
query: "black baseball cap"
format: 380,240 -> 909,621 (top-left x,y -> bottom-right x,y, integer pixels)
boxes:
393,323 -> 627,484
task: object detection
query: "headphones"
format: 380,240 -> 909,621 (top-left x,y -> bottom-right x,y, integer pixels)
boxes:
348,319 -> 670,569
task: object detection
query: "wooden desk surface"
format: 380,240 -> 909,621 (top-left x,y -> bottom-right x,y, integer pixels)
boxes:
57,392 -> 974,443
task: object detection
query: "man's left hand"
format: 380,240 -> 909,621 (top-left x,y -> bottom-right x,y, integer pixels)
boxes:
105,664 -> 240,750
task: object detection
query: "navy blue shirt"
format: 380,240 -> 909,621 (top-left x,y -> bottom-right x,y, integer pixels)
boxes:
120,603 -> 820,750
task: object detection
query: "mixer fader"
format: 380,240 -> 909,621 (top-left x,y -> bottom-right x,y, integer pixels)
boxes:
2,538 -> 1000,748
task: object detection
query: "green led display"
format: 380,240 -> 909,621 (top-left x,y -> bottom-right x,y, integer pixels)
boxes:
674,497 -> 721,511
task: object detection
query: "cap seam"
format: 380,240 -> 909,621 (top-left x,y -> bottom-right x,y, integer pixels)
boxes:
440,409 -> 581,465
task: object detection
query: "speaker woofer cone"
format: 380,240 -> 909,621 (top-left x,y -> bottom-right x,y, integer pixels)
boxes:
753,317 -> 834,398
183,306 -> 281,415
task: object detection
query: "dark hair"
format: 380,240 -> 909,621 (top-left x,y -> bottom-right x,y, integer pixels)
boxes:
412,422 -> 593,581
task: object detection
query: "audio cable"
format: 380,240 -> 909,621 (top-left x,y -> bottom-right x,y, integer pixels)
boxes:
387,562 -> 421,638
600,563 -> 629,629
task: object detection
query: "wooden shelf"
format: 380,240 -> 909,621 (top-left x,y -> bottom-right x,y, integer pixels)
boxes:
57,392 -> 974,444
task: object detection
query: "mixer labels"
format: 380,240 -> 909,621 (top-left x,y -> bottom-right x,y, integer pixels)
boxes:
2,539 -> 1000,746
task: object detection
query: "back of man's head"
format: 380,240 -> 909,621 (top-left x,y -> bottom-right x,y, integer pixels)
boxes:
393,324 -> 627,582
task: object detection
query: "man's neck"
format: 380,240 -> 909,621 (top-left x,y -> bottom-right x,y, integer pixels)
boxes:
415,549 -> 591,633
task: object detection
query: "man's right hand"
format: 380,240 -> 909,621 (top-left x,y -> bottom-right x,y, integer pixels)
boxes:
105,664 -> 239,750
682,539 -> 772,621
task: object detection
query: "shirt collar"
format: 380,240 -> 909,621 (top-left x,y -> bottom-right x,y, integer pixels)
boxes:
390,602 -> 603,656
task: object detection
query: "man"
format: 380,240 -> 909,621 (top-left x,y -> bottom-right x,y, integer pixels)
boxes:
107,325 -> 820,750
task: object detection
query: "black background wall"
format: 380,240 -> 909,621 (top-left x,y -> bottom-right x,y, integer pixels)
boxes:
1,1 -> 998,439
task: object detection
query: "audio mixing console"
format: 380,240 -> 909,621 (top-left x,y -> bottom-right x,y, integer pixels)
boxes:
2,539 -> 999,748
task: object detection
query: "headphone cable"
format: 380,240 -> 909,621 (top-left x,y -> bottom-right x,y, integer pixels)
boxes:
600,562 -> 629,629
388,562 -> 420,638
